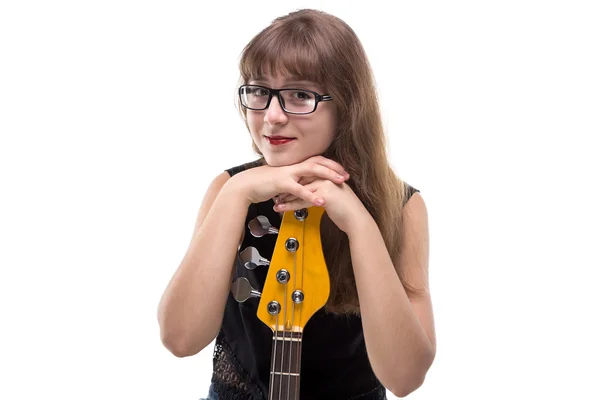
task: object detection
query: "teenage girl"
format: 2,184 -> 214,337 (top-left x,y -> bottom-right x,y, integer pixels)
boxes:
158,8 -> 436,400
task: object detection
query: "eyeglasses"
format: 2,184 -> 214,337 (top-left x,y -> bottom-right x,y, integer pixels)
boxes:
238,84 -> 333,115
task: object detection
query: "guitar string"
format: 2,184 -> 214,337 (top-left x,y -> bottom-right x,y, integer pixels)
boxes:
271,215 -> 286,400
279,211 -> 289,400
269,310 -> 278,400
278,215 -> 287,399
286,223 -> 297,399
270,213 -> 281,400
296,212 -> 307,397
280,263 -> 288,400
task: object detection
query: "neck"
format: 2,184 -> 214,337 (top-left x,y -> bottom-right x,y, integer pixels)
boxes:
268,330 -> 303,400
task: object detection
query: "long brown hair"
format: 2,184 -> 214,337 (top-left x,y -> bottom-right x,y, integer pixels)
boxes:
236,9 -> 422,314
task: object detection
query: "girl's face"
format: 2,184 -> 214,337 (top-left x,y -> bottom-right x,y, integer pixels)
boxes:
245,73 -> 337,167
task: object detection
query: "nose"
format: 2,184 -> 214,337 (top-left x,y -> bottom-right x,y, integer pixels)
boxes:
264,94 -> 288,126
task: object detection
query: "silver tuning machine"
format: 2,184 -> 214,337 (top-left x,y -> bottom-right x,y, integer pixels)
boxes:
248,215 -> 279,237
231,277 -> 261,302
239,246 -> 270,270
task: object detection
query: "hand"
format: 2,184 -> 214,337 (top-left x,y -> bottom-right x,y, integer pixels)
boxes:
274,175 -> 333,205
232,156 -> 351,207
273,178 -> 368,234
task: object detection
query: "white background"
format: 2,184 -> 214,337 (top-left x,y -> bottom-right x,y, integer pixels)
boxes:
1,1 -> 599,399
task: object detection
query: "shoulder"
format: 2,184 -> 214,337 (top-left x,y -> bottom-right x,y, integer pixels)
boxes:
402,182 -> 421,207
205,157 -> 265,202
401,180 -> 426,228
403,190 -> 427,225
397,182 -> 428,266
189,171 -> 232,238
225,158 -> 265,177
398,186 -> 428,275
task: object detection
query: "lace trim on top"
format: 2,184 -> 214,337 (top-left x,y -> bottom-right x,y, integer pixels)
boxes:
211,333 -> 265,400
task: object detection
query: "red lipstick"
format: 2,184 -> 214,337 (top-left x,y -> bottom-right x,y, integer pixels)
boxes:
266,136 -> 296,146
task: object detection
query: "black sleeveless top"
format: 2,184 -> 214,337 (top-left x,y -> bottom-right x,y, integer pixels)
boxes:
209,159 -> 420,400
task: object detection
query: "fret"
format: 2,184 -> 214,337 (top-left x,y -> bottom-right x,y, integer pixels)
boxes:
274,336 -> 302,342
272,331 -> 302,374
269,331 -> 303,400
269,374 -> 299,400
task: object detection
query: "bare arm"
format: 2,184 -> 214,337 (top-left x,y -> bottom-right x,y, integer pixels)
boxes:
348,193 -> 435,397
157,171 -> 249,357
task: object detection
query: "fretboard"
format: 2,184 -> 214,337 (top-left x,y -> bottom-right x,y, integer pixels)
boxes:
268,331 -> 303,400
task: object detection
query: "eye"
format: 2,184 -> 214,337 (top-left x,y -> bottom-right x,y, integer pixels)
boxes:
250,87 -> 269,97
291,91 -> 312,100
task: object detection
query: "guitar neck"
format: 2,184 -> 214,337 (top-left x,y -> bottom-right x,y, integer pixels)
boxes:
268,330 -> 303,400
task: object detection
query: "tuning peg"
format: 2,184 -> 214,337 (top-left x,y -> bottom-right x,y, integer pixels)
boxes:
240,246 -> 270,270
231,277 -> 261,302
248,215 -> 279,237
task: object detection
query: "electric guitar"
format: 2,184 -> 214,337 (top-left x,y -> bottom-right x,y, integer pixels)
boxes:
232,207 -> 330,400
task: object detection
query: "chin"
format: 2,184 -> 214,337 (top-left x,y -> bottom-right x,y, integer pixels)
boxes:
262,153 -> 304,167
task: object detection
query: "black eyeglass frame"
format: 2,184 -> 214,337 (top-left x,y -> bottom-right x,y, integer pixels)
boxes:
238,84 -> 333,115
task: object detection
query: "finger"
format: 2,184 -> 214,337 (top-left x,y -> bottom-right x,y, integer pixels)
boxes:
277,190 -> 300,202
279,176 -> 324,201
280,177 -> 325,203
276,194 -> 290,204
277,194 -> 295,203
295,162 -> 347,185
282,180 -> 325,207
278,175 -> 319,203
277,180 -> 321,210
297,175 -> 319,186
274,197 -> 314,212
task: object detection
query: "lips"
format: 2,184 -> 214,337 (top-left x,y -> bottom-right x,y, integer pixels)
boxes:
265,135 -> 296,145
266,135 -> 295,140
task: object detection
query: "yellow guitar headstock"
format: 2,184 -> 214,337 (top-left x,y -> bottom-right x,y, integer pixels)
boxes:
256,207 -> 330,333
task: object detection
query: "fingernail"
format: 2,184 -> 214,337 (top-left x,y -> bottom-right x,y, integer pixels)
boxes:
336,174 -> 344,180
315,198 -> 325,206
